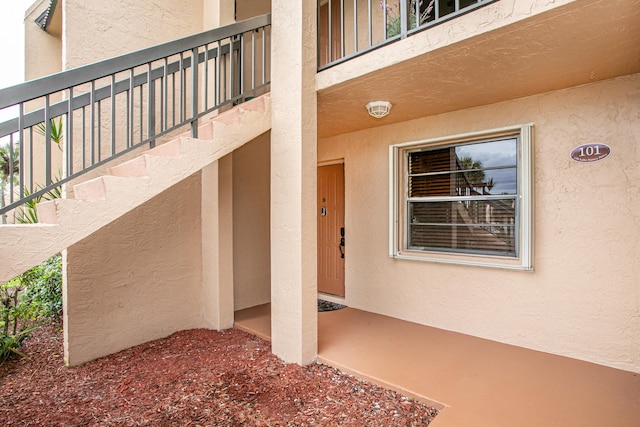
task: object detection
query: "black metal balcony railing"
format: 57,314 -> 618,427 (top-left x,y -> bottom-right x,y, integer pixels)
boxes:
0,14 -> 271,221
318,0 -> 496,69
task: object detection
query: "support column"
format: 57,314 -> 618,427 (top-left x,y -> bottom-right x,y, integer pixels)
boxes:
200,0 -> 236,331
203,0 -> 235,29
270,0 -> 318,365
201,155 -> 234,330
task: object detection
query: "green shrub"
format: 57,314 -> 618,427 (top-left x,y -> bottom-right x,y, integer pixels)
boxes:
20,254 -> 63,318
0,255 -> 63,362
0,278 -> 35,362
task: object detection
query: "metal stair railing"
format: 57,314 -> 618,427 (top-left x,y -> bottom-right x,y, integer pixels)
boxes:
0,14 -> 271,220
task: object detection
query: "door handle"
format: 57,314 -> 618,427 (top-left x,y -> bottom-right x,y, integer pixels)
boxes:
339,228 -> 345,259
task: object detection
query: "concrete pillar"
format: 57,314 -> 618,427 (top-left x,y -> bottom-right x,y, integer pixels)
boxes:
203,0 -> 235,29
200,0 -> 235,331
270,0 -> 318,365
201,155 -> 235,330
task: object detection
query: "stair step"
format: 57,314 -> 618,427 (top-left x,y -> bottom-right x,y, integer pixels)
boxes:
177,119 -> 214,141
0,93 -> 271,284
213,107 -> 242,126
108,155 -> 151,177
142,138 -> 184,158
37,199 -> 62,225
74,175 -> 150,201
77,139 -> 217,201
238,95 -> 268,113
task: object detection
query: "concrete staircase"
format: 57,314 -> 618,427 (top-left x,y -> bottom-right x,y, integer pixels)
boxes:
454,201 -> 510,250
0,94 -> 271,284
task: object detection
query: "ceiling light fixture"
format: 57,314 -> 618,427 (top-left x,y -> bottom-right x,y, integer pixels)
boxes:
366,101 -> 392,118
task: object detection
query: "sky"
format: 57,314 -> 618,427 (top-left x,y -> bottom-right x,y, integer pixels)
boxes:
0,0 -> 37,90
0,0 -> 37,125
456,138 -> 518,195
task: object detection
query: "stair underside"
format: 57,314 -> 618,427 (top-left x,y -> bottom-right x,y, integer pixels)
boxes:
0,94 -> 271,284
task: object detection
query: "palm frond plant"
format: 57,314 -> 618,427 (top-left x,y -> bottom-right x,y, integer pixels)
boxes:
18,118 -> 65,223
0,143 -> 21,224
35,118 -> 64,151
17,179 -> 62,224
381,0 -> 435,38
0,143 -> 20,177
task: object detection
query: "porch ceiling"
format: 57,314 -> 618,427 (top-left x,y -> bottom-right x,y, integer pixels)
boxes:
316,0 -> 640,139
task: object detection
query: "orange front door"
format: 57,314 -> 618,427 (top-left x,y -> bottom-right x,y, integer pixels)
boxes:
317,164 -> 345,296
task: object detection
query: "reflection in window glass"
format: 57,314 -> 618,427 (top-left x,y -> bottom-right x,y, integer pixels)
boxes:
405,138 -> 519,256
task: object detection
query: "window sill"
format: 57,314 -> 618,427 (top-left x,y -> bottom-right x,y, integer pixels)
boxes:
392,250 -> 534,271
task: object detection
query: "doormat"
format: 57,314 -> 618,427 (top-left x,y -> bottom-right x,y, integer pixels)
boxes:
318,299 -> 347,312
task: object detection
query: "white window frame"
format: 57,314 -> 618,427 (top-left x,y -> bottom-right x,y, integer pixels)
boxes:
389,123 -> 534,270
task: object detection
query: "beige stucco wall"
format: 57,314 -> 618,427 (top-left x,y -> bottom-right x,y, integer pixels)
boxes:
62,0 -> 204,69
25,0 -> 62,81
64,173 -> 203,366
21,1 -> 64,193
59,0 -> 273,364
232,131 -> 271,310
318,74 -> 640,373
203,0 -> 234,29
58,0 -> 205,191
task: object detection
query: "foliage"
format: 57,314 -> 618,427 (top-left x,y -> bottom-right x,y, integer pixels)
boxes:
15,118 -> 65,223
0,107 -> 65,363
382,0 -> 435,38
459,156 -> 485,185
17,181 -> 62,224
1,279 -> 35,362
1,118 -> 63,224
0,142 -> 21,223
20,254 -> 63,319
0,143 -> 20,178
1,324 -> 39,362
459,157 -> 495,194
0,255 -> 63,363
35,117 -> 64,150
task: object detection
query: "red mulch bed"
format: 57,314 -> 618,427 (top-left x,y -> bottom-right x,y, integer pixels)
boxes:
0,322 -> 439,426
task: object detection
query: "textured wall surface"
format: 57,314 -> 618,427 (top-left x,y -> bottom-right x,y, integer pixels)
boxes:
233,132 -> 271,310
270,0 -> 319,364
318,74 -> 640,373
62,0 -> 204,69
24,0 -> 62,81
22,1 -> 64,190
64,174 -> 203,366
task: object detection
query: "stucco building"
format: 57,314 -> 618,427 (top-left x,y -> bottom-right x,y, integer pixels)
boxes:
1,0 -> 638,410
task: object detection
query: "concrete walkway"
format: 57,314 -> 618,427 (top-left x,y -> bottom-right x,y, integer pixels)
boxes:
234,304 -> 640,426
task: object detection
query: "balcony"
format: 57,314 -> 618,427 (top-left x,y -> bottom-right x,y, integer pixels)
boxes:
316,0 -> 640,138
318,0 -> 497,69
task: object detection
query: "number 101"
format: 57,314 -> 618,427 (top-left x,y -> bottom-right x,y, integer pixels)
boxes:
579,145 -> 601,157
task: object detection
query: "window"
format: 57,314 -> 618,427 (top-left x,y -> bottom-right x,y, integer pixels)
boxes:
389,124 -> 533,270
